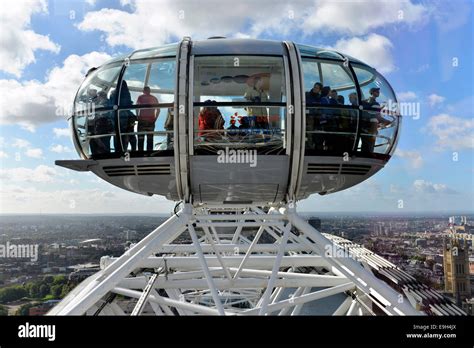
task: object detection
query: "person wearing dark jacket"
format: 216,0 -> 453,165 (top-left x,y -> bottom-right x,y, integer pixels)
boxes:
305,82 -> 322,150
117,80 -> 137,152
306,82 -> 322,105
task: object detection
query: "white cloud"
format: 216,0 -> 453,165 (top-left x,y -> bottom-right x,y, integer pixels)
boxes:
0,51 -> 111,131
0,151 -> 8,159
330,34 -> 395,73
412,64 -> 429,73
394,149 -> 423,169
12,138 -> 31,149
25,148 -> 44,159
302,0 -> 427,36
413,179 -> 458,195
428,93 -> 445,106
0,165 -> 58,183
389,184 -> 403,194
397,91 -> 417,101
77,0 -> 427,49
50,144 -> 72,153
427,114 -> 474,150
0,0 -> 60,77
0,185 -> 174,214
53,128 -> 71,138
77,1 -> 302,48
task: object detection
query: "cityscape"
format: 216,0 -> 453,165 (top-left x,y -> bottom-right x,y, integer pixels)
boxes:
0,213 -> 472,316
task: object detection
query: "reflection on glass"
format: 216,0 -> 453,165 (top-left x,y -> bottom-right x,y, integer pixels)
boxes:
356,110 -> 398,155
353,65 -> 397,113
352,65 -> 399,156
121,58 -> 176,105
75,64 -> 122,113
118,107 -> 173,154
193,106 -> 286,155
305,107 -> 357,154
130,43 -> 178,60
192,55 -> 287,155
74,110 -> 117,158
302,59 -> 358,107
193,55 -> 286,103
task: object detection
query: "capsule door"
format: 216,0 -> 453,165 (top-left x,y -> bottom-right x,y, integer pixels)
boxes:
188,54 -> 291,205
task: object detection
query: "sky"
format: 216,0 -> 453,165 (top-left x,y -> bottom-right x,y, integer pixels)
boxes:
0,0 -> 472,214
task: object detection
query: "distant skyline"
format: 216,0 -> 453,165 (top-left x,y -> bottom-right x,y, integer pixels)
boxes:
1,211 -> 473,217
0,0 -> 473,214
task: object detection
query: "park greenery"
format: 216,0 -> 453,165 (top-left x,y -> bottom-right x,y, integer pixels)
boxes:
0,275 -> 76,315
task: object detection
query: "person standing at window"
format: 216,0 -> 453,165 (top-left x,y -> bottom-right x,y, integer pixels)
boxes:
116,80 -> 137,152
198,100 -> 224,141
305,82 -> 323,150
360,87 -> 391,154
136,86 -> 159,151
244,76 -> 269,132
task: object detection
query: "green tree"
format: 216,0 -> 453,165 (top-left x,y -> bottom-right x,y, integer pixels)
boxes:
0,304 -> 8,316
0,286 -> 28,304
60,284 -> 73,299
43,276 -> 54,284
39,284 -> 50,298
50,285 -> 62,298
29,283 -> 40,298
53,275 -> 67,285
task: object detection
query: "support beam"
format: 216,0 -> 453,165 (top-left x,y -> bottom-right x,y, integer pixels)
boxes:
50,206 -> 191,315
258,223 -> 291,315
188,223 -> 225,315
113,287 -> 223,316
285,209 -> 420,316
102,255 -> 331,270
244,282 -> 355,315
131,273 -> 159,316
118,274 -> 349,290
233,226 -> 265,280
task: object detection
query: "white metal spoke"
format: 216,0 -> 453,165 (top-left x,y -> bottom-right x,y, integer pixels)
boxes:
258,223 -> 291,315
188,223 -> 225,315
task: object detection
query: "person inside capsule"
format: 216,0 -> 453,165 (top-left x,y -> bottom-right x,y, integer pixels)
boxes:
89,91 -> 114,155
244,76 -> 269,137
305,82 -> 322,149
136,86 -> 159,152
359,87 -> 393,153
164,107 -> 174,149
197,100 -> 225,141
115,80 -> 137,152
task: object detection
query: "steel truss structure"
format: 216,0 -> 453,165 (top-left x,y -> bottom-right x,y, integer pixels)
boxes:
49,203 -> 423,316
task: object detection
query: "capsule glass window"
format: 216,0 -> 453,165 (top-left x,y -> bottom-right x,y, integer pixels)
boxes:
302,59 -> 358,156
117,58 -> 176,155
119,58 -> 176,105
74,63 -> 122,113
353,65 -> 399,156
192,55 -> 287,155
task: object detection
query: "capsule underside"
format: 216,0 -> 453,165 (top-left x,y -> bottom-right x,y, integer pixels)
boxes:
57,38 -> 401,205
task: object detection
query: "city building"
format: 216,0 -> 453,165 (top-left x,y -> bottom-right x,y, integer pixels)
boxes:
449,216 -> 472,234
443,237 -> 471,304
29,300 -> 61,316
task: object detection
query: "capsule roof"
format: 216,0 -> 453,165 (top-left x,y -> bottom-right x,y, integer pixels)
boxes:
98,38 -> 370,69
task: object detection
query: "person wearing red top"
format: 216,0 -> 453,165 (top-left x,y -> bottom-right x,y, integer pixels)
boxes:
198,101 -> 224,140
136,86 -> 159,151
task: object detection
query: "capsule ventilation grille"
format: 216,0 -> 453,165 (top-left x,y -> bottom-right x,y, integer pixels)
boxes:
307,163 -> 371,175
103,164 -> 171,177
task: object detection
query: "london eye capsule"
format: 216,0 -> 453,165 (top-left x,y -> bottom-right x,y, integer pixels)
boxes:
56,37 -> 401,205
